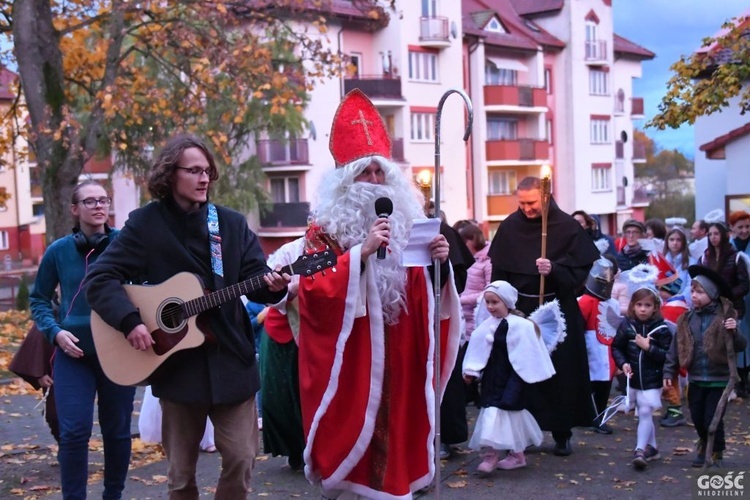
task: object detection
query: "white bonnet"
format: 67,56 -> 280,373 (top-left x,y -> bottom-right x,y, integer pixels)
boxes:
484,280 -> 518,310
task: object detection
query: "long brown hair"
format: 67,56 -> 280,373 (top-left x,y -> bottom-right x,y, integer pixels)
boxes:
148,134 -> 219,200
705,223 -> 734,272
663,228 -> 690,270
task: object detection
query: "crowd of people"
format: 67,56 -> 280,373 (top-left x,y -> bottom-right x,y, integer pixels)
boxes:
10,88 -> 750,499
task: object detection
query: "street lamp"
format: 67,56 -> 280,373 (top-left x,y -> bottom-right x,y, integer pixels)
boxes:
415,169 -> 433,215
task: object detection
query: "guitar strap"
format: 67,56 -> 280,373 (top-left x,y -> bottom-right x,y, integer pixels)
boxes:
207,203 -> 224,282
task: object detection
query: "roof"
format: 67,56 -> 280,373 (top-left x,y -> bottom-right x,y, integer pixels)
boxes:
463,0 -> 565,51
613,34 -> 655,60
699,122 -> 750,153
693,10 -> 750,68
237,0 -> 388,29
0,67 -> 17,101
507,0 -> 564,17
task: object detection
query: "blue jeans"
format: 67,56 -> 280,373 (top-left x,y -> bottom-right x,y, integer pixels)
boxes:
54,348 -> 135,499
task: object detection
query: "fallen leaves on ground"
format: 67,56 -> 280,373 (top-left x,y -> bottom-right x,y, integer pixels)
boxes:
447,480 -> 467,488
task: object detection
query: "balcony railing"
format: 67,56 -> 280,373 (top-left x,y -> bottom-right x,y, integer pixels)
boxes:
484,85 -> 546,108
615,141 -> 624,159
344,76 -> 402,99
257,139 -> 309,166
631,97 -> 644,116
259,202 -> 310,228
419,16 -> 449,42
585,40 -> 607,62
617,186 -> 626,205
486,138 -> 549,162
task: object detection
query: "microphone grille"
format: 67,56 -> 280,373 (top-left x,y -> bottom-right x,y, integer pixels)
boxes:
374,197 -> 393,216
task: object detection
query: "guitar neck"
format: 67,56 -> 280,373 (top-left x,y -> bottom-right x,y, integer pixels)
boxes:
183,264 -> 293,317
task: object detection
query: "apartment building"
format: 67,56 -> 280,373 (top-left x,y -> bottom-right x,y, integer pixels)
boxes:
254,0 -> 468,254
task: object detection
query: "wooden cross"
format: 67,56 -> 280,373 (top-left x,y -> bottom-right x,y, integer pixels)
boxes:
351,110 -> 373,145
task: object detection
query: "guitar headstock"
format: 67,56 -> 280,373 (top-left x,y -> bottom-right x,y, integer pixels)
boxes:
285,250 -> 337,278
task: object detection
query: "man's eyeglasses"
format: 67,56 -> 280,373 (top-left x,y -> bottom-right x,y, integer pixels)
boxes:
623,229 -> 642,236
77,197 -> 112,209
176,166 -> 212,177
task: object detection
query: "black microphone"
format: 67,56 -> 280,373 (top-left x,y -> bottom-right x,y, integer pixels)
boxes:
374,197 -> 393,260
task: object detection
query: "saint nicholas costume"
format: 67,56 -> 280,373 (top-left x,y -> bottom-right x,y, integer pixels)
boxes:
297,90 -> 462,498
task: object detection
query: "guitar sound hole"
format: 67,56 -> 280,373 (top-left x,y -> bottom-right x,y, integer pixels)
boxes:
161,302 -> 184,330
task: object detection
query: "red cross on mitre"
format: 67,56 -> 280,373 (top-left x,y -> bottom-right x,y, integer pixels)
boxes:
329,89 -> 391,167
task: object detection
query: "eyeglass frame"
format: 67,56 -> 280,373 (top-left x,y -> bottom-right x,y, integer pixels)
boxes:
175,166 -> 213,177
75,197 -> 112,209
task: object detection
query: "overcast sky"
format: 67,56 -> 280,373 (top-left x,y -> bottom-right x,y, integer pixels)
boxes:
614,0 -> 749,157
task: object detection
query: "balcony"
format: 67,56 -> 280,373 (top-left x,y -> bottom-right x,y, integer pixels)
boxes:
631,97 -> 644,117
484,85 -> 546,109
419,16 -> 450,48
617,186 -> 626,205
585,40 -> 607,63
259,202 -> 310,229
633,141 -> 647,163
344,76 -> 402,100
486,139 -> 549,162
257,139 -> 309,166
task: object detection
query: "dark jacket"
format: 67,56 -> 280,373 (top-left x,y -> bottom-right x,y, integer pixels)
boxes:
699,249 -> 750,319
615,248 -> 650,273
663,299 -> 748,383
85,198 -> 285,405
612,317 -> 672,390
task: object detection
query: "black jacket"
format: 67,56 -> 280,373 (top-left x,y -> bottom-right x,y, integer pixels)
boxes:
612,317 -> 672,390
85,198 -> 286,404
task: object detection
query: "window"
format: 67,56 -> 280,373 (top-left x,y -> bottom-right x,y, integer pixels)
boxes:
585,20 -> 598,42
591,164 -> 612,192
0,231 -> 8,250
590,118 -> 610,144
421,0 -> 436,17
544,67 -> 553,94
348,53 -> 361,78
589,69 -> 608,95
546,119 -> 553,145
33,204 -> 44,217
485,17 -> 507,34
487,118 -> 518,140
411,112 -> 435,141
408,51 -> 438,82
488,170 -> 517,195
269,176 -> 300,203
485,64 -> 517,86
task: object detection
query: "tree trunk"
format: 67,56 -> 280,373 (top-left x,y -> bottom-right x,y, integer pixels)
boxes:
13,0 -> 83,242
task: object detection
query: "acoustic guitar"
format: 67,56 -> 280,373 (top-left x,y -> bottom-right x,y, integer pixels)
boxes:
91,251 -> 336,386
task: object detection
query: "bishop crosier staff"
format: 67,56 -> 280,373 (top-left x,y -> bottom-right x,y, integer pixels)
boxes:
433,89 -> 473,499
539,164 -> 552,305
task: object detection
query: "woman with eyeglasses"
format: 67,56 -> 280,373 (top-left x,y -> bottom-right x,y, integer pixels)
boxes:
30,180 -> 135,499
615,219 -> 650,273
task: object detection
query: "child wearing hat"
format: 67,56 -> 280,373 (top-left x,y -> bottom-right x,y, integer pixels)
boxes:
463,281 -> 555,475
611,277 -> 672,471
663,265 -> 745,468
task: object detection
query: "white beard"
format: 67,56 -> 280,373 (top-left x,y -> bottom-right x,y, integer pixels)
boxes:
313,159 -> 426,325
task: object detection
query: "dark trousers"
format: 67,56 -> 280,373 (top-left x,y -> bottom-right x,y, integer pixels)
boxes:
440,344 -> 468,445
54,349 -> 135,500
688,383 -> 727,452
591,380 -> 613,421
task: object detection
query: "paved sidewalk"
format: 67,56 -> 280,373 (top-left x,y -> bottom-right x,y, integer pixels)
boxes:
2,388 -> 749,498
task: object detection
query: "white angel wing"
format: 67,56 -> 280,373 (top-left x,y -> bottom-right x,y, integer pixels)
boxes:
637,238 -> 663,254
597,298 -> 622,340
528,299 -> 567,354
594,238 -> 610,255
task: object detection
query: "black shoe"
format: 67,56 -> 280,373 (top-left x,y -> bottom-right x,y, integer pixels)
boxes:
660,412 -> 687,427
288,454 -> 304,471
591,423 -> 613,435
553,438 -> 572,456
439,443 -> 452,460
633,449 -> 648,470
692,440 -> 707,468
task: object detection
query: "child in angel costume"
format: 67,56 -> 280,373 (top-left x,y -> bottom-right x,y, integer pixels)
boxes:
463,281 -> 561,475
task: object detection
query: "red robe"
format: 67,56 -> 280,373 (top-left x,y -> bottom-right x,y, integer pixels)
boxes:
298,231 -> 461,498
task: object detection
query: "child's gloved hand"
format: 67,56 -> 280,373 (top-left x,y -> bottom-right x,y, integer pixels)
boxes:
725,318 -> 737,330
622,363 -> 632,378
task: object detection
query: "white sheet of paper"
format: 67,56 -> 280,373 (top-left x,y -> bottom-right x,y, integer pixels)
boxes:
401,218 -> 441,267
